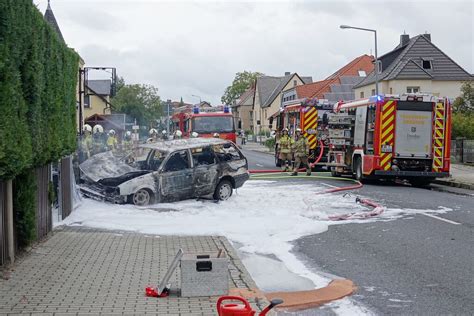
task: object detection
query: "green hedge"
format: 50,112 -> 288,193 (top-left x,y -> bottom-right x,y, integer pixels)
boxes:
13,170 -> 37,248
0,0 -> 79,180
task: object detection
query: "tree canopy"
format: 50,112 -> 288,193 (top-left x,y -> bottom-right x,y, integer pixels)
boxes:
112,82 -> 162,127
221,71 -> 263,105
451,81 -> 474,139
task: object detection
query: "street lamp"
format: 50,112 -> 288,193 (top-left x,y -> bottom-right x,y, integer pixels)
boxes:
166,99 -> 171,136
340,25 -> 379,96
191,94 -> 202,103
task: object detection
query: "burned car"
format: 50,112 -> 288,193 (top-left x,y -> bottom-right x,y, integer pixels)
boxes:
79,138 -> 249,205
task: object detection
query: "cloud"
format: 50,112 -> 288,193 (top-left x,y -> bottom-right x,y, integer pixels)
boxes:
35,0 -> 473,105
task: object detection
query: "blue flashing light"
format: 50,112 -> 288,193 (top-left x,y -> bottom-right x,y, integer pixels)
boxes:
193,106 -> 199,114
223,105 -> 230,113
369,95 -> 383,103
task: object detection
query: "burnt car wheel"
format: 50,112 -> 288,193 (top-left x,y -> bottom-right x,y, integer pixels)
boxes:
214,180 -> 233,201
132,189 -> 152,206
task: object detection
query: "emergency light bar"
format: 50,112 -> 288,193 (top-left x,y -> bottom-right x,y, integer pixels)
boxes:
193,105 -> 232,114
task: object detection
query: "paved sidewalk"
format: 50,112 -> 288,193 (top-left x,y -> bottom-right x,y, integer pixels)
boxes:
434,163 -> 474,190
0,226 -> 268,315
241,141 -> 274,155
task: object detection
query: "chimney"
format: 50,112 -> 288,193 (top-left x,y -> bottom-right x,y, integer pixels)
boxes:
423,33 -> 431,41
400,33 -> 410,47
284,72 -> 291,76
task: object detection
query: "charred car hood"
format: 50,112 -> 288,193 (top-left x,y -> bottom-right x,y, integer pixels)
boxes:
79,151 -> 139,182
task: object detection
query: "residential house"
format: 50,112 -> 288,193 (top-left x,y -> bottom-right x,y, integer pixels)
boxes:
252,72 -> 312,134
84,79 -> 113,119
231,87 -> 255,132
353,33 -> 473,98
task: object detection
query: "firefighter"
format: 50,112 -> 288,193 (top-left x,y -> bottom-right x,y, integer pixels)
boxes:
106,129 -> 118,151
277,128 -> 294,172
79,124 -> 93,162
92,124 -> 106,155
147,128 -> 158,143
161,130 -> 168,140
174,130 -> 183,139
122,131 -> 133,151
291,128 -> 311,176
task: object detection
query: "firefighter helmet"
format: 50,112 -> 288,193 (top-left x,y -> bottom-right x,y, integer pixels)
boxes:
282,128 -> 289,133
175,130 -> 183,137
125,131 -> 132,137
162,130 -> 167,134
108,129 -> 116,135
191,132 -> 199,138
83,124 -> 92,133
149,128 -> 158,135
93,124 -> 104,134
296,128 -> 302,133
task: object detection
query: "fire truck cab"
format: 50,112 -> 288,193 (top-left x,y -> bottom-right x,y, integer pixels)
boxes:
272,98 -> 331,168
172,105 -> 236,143
327,93 -> 451,186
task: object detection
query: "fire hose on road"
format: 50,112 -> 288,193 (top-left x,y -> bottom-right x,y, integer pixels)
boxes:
247,139 -> 384,220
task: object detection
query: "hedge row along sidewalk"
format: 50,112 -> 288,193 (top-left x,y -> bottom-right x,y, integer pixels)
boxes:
0,0 -> 79,249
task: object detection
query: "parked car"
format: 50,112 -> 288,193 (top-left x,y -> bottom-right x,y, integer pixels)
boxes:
79,138 -> 249,206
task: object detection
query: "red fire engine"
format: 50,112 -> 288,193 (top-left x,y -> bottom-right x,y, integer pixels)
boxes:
327,93 -> 451,186
172,105 -> 236,143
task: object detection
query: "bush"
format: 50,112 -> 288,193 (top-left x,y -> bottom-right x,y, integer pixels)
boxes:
452,112 -> 474,139
264,137 -> 276,150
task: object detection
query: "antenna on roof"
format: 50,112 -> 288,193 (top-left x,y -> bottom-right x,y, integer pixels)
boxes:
403,30 -> 406,35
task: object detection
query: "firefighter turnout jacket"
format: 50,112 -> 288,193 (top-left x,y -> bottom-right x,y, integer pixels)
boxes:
293,136 -> 309,157
278,135 -> 294,153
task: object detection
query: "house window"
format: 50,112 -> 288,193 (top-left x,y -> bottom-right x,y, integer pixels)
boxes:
358,70 -> 366,77
371,89 -> 376,96
389,87 -> 393,94
407,86 -> 420,93
422,58 -> 433,70
293,80 -> 297,87
360,91 -> 364,98
84,95 -> 90,108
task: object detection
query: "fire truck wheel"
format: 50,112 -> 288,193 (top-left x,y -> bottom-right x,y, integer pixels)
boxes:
214,179 -> 233,201
354,157 -> 363,181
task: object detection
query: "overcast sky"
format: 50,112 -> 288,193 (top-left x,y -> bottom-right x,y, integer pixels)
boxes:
35,0 -> 473,105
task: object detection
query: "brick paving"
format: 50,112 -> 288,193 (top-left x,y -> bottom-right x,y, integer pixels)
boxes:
0,226 -> 268,315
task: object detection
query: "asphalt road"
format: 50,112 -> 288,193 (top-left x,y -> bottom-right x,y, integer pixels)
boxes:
241,148 -> 474,315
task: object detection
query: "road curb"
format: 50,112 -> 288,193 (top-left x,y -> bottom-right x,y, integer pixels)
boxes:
433,179 -> 474,191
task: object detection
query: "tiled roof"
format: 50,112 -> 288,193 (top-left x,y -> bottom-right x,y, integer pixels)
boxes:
44,1 -> 64,43
354,34 -> 473,88
257,73 -> 313,108
295,54 -> 374,99
87,80 -> 111,95
236,88 -> 255,106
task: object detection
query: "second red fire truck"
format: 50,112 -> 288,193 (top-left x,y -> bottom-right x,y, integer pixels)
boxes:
172,105 -> 237,143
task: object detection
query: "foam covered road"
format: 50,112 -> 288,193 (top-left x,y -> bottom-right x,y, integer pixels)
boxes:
244,149 -> 474,314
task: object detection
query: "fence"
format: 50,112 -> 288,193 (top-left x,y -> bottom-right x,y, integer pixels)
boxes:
450,139 -> 474,164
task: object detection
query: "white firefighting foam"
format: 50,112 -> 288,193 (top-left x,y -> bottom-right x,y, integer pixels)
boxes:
59,180 -> 452,313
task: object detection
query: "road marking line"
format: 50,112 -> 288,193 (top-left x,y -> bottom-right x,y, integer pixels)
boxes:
422,213 -> 461,225
321,182 -> 338,188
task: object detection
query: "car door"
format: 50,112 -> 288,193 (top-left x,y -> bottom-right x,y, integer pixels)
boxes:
159,150 -> 194,201
191,146 -> 218,197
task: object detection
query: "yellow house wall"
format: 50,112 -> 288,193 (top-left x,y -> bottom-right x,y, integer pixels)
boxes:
84,94 -> 111,119
354,80 -> 464,99
252,87 -> 261,135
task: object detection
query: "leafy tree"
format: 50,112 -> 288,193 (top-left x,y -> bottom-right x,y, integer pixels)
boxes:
114,76 -> 125,95
112,83 -> 162,127
221,71 -> 263,105
452,81 -> 474,113
451,81 -> 474,139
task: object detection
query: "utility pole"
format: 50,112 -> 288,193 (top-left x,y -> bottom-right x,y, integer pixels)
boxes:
166,99 -> 171,136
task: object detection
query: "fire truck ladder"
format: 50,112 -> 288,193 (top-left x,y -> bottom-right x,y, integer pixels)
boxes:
432,101 -> 446,172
